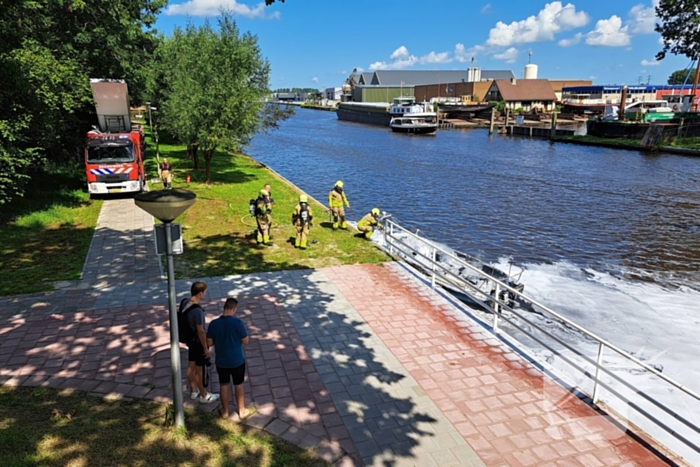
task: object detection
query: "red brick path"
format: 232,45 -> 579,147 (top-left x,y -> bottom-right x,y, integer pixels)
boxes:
325,263 -> 673,467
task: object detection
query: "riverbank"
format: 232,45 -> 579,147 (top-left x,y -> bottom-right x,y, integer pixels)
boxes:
154,134 -> 388,279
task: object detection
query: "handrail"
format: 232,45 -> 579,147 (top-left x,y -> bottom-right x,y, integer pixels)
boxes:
382,218 -> 700,457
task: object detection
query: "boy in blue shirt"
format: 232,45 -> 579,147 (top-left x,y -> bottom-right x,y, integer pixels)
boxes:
207,297 -> 250,419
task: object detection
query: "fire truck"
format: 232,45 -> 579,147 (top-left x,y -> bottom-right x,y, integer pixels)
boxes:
85,79 -> 146,194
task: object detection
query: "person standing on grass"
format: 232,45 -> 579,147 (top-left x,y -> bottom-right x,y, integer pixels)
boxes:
182,281 -> 220,404
207,297 -> 251,419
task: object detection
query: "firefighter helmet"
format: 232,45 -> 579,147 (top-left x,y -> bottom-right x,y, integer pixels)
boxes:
259,189 -> 269,196
299,194 -> 308,202
371,208 -> 380,217
335,180 -> 344,188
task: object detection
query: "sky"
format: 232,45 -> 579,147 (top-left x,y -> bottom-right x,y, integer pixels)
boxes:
154,0 -> 693,90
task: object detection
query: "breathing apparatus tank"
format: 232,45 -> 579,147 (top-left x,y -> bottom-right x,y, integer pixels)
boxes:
248,199 -> 256,217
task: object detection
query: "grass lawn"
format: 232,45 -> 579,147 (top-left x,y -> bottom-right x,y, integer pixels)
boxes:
553,135 -> 643,148
146,133 -> 389,279
0,386 -> 328,467
0,166 -> 101,296
668,136 -> 700,150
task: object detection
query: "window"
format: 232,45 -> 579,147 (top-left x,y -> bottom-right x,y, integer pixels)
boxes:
87,145 -> 134,164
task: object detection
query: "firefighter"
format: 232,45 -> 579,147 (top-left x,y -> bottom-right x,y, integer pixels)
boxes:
357,208 -> 382,239
292,194 -> 313,249
255,189 -> 273,245
159,158 -> 173,189
328,180 -> 350,230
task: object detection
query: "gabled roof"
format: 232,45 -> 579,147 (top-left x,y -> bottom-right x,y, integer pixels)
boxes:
490,79 -> 557,101
359,73 -> 374,85
370,69 -> 515,86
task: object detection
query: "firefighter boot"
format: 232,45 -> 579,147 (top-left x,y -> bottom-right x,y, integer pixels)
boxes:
300,240 -> 307,249
341,220 -> 348,229
364,230 -> 372,239
332,222 -> 338,231
295,238 -> 300,248
256,232 -> 263,244
263,235 -> 270,245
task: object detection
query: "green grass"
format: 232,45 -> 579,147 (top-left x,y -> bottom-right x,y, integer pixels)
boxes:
147,132 -> 389,279
667,136 -> 700,150
0,165 -> 101,296
0,386 -> 329,467
554,135 -> 643,147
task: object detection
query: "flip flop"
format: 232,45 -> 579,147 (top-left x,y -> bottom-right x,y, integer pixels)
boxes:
239,405 -> 257,421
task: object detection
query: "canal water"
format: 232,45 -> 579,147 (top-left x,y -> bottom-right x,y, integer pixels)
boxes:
248,108 -> 700,291
247,108 -> 700,460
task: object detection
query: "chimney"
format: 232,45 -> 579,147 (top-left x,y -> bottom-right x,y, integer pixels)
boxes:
511,77 -> 517,85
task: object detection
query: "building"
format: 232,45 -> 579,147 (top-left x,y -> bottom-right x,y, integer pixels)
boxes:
413,81 -> 493,103
325,87 -> 343,101
274,92 -> 307,102
561,84 -> 700,105
367,69 -> 514,86
485,78 -> 557,111
548,80 -> 593,100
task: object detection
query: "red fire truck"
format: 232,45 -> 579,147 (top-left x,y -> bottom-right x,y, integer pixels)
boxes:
85,79 -> 146,194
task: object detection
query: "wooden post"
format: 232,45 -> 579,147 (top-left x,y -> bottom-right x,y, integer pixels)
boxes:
505,107 -> 510,126
691,58 -> 700,112
550,111 -> 558,139
489,107 -> 496,135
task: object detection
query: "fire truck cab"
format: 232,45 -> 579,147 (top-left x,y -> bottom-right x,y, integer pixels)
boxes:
85,79 -> 146,195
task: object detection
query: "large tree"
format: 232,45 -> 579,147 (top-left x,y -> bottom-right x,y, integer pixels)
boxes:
656,0 -> 700,60
158,13 -> 293,184
0,0 -> 165,205
668,68 -> 693,84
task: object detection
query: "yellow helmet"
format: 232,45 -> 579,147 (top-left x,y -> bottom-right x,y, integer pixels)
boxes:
371,208 -> 380,217
259,189 -> 269,196
299,194 -> 308,202
335,180 -> 344,188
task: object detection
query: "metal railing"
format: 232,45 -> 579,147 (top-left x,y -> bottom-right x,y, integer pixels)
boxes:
382,218 -> 700,460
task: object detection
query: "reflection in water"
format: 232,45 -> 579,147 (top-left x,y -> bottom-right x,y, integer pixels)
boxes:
247,109 -> 700,289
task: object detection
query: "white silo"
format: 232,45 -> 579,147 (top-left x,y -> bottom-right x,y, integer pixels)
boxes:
524,64 -> 538,79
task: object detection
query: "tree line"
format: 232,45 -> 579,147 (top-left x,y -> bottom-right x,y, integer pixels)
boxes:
0,2 -> 290,206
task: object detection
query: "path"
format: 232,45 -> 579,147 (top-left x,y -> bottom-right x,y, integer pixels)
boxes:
0,199 -> 682,466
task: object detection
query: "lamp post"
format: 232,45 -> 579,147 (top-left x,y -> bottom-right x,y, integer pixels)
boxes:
150,106 -> 160,160
134,189 -> 197,429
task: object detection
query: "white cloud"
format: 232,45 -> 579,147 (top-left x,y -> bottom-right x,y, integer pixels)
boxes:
369,46 -> 451,70
481,3 -> 491,14
558,32 -> 583,47
494,47 -> 519,63
311,77 -> 319,83
641,58 -> 660,66
486,1 -> 589,47
628,0 -> 659,34
586,15 -> 631,46
419,51 -> 451,65
164,0 -> 279,18
454,43 -> 484,63
589,75 -> 597,80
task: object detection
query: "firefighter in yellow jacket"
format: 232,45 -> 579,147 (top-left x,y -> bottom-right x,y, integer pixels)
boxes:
255,189 -> 273,245
358,208 -> 381,239
328,180 -> 350,230
292,194 -> 313,249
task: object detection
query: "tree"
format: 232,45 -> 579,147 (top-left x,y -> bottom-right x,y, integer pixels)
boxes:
668,68 -> 693,84
159,13 -> 293,184
0,0 -> 166,205
655,0 -> 700,60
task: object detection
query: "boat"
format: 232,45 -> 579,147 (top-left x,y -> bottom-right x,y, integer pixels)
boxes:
336,96 -> 437,127
389,117 -> 437,134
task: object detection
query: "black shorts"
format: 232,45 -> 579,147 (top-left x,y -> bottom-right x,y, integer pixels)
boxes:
187,341 -> 206,367
217,362 -> 246,386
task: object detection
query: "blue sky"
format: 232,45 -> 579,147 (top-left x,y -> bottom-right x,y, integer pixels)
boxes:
155,0 -> 692,89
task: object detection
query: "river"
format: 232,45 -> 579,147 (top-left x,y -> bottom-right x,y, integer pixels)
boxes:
248,108 -> 700,290
247,108 -> 700,460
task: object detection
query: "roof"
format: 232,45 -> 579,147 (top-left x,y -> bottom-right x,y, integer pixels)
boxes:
490,79 -> 557,101
370,70 -> 514,86
561,84 -> 694,93
359,73 -> 374,85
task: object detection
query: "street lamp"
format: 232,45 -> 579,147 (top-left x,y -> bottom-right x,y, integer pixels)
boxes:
134,189 -> 197,429
145,102 -> 160,160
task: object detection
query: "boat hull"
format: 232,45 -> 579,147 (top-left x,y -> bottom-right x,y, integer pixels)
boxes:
390,125 -> 437,134
336,103 -> 391,126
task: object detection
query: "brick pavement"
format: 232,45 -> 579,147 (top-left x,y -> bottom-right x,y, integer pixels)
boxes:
0,198 -> 683,466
